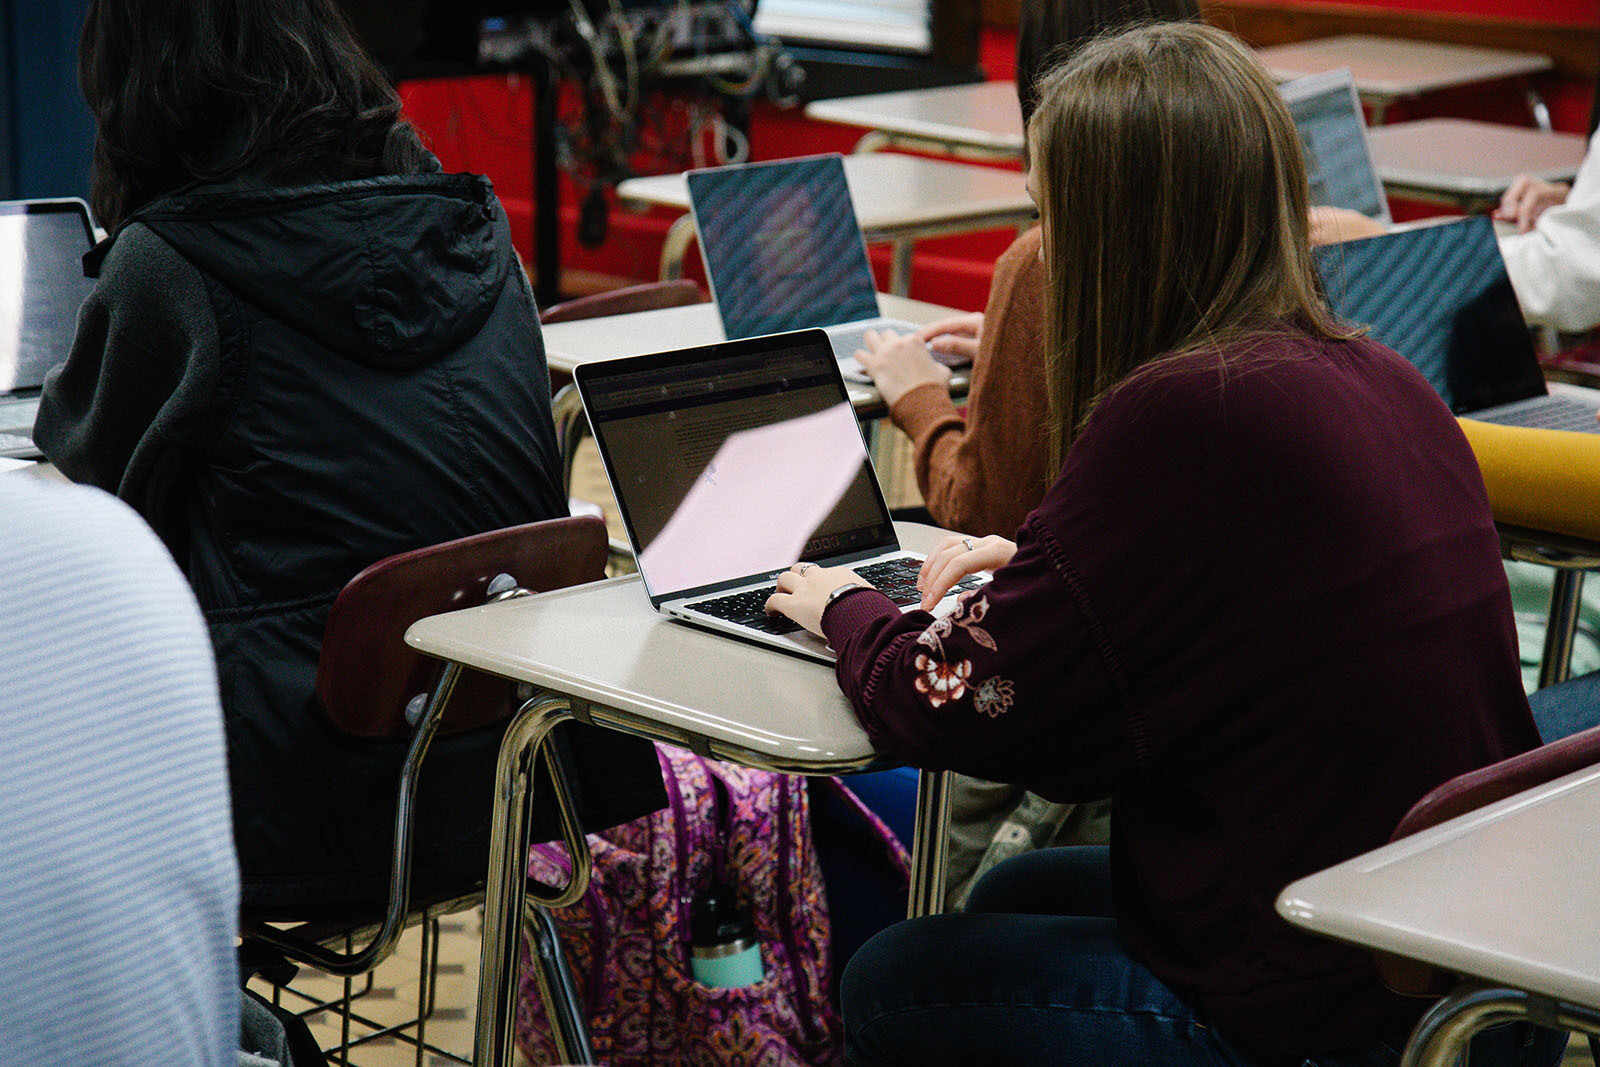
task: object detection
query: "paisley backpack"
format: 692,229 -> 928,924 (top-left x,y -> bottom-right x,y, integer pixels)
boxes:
517,743 -> 907,1065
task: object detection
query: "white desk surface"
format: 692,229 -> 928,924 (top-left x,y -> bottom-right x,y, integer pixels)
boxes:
1258,35 -> 1553,99
406,522 -> 952,768
805,82 -> 1025,156
616,153 -> 1030,234
539,295 -> 963,405
1367,119 -> 1588,197
1277,762 -> 1600,1008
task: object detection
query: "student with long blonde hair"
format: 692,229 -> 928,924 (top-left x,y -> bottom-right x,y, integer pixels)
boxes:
770,24 -> 1554,1064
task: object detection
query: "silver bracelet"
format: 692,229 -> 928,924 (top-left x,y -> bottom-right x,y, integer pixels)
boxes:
825,582 -> 874,609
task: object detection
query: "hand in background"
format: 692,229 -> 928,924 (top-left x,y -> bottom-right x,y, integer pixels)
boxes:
854,329 -> 952,408
1495,176 -> 1570,234
1308,206 -> 1389,246
917,534 -> 1016,610
915,312 -> 985,366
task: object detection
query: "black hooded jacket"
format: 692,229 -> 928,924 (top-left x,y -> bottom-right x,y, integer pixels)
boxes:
36,171 -> 664,914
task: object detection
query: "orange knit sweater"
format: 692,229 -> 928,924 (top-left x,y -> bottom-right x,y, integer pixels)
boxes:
889,227 -> 1049,538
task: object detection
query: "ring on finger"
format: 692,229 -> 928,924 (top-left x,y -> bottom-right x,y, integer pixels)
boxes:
795,562 -> 815,575
961,538 -> 976,552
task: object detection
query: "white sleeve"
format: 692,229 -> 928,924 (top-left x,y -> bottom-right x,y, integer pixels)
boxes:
1500,130 -> 1600,333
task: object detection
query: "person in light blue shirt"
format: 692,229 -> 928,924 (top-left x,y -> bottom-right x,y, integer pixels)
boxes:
0,475 -> 239,1066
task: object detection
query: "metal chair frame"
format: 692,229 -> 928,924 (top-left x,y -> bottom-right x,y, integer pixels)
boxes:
242,518 -> 611,1065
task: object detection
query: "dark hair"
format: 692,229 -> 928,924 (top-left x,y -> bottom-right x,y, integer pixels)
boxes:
79,0 -> 430,229
1015,0 -> 1200,126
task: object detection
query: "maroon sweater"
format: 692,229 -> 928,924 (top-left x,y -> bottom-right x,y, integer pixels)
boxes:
822,330 -> 1539,1062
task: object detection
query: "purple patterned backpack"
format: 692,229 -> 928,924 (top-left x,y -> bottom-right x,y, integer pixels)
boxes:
516,743 -> 907,1065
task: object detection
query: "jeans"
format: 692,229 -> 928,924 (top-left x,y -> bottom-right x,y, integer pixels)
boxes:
842,847 -> 1563,1067
1527,667 -> 1600,743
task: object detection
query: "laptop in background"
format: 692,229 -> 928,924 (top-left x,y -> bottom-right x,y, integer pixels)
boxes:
1281,69 -> 1392,225
1315,214 -> 1598,432
687,154 -> 923,381
0,198 -> 98,459
574,329 -> 985,663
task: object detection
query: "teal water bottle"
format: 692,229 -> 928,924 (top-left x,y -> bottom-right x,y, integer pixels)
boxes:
689,886 -> 765,989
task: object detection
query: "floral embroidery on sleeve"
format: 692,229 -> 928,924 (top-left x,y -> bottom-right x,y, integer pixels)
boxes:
910,593 -> 1013,714
914,652 -> 972,707
973,676 -> 1015,718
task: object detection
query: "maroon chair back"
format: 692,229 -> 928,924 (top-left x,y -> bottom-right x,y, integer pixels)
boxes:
314,516 -> 609,740
1378,723 -> 1600,995
539,279 -> 703,325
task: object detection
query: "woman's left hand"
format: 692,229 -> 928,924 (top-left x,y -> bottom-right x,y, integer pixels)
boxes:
765,563 -> 875,637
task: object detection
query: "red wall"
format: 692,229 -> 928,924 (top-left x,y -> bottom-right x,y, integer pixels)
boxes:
401,13 -> 1595,307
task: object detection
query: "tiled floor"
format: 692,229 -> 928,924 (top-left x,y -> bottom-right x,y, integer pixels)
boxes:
249,912 -> 497,1067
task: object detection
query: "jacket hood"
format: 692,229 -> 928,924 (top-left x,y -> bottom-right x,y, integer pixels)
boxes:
94,172 -> 512,369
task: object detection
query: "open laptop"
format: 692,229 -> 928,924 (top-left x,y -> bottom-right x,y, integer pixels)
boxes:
686,154 -> 924,382
1281,69 -> 1392,225
574,328 -> 986,662
1315,214 -> 1598,432
0,198 -> 98,459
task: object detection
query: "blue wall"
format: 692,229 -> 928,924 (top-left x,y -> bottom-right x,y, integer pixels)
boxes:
1,0 -> 94,202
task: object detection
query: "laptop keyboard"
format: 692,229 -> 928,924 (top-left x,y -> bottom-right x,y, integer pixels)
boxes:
1474,396 -> 1600,434
685,557 -> 987,636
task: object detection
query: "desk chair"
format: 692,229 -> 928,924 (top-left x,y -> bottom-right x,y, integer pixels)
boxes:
1459,419 -> 1600,687
1379,724 -> 1600,1064
539,279 -> 703,325
242,516 -> 610,1065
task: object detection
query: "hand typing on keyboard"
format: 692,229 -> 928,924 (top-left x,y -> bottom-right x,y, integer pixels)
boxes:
764,562 -> 880,638
762,555 -> 990,638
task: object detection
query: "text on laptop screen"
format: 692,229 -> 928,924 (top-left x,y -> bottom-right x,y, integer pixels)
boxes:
0,204 -> 96,394
583,338 -> 894,598
1283,76 -> 1389,222
1314,216 -> 1544,415
688,156 -> 882,339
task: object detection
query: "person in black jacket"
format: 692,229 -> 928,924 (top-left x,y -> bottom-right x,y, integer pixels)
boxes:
39,0 -> 664,916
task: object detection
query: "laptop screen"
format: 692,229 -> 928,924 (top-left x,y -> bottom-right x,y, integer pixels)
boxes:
1314,216 -> 1546,415
687,155 -> 881,339
0,198 -> 96,395
1281,70 -> 1391,224
0,200 -> 96,395
578,331 -> 896,602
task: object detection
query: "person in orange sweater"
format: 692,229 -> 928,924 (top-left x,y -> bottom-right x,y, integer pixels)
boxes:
855,0 -> 1199,540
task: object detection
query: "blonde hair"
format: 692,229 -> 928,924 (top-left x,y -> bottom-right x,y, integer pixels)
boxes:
1029,22 -> 1352,469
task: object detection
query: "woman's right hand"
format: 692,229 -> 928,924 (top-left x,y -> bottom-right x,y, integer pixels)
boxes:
917,534 -> 1016,610
1494,176 -> 1570,233
915,313 -> 984,366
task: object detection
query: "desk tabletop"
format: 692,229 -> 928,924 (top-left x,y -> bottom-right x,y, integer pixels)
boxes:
406,522 -> 952,770
1257,35 -> 1552,99
805,82 -> 1025,155
1277,762 -> 1600,1008
539,295 -> 964,406
616,153 -> 1030,234
1367,119 -> 1588,197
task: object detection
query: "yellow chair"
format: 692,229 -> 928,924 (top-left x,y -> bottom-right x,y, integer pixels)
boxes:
1459,418 -> 1600,687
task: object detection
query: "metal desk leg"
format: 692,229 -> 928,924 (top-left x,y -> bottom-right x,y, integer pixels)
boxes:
474,695 -> 584,1067
906,769 -> 951,918
1401,985 -> 1600,1067
1538,569 -> 1585,689
658,215 -> 696,281
889,238 -> 914,298
853,130 -> 893,154
552,383 -> 588,500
